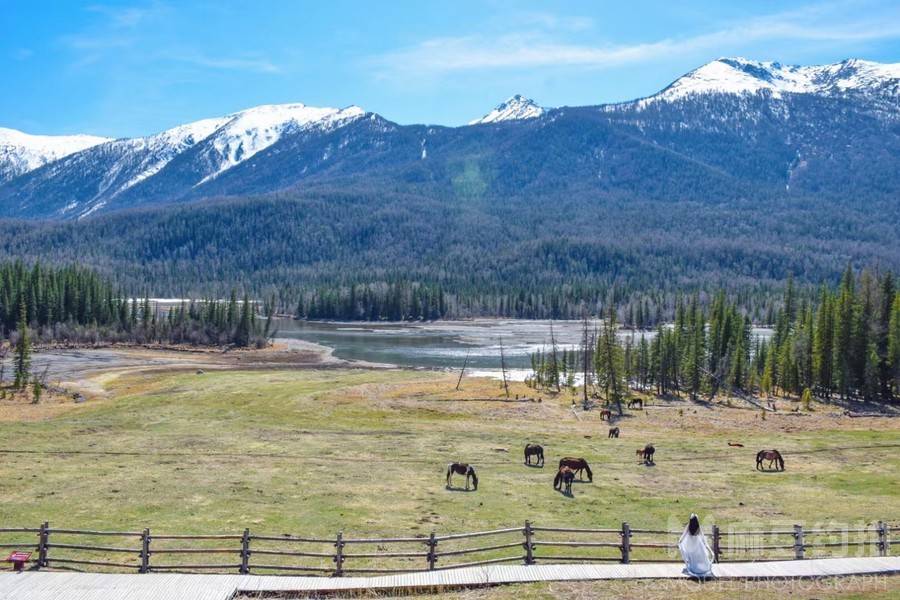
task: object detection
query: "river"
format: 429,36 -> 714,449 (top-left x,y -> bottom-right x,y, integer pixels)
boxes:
274,319 -> 774,380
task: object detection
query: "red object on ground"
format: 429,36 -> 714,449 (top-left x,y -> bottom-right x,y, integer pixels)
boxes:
6,551 -> 31,571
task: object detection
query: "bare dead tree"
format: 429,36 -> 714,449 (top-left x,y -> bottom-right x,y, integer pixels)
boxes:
549,321 -> 560,391
456,349 -> 470,391
0,344 -> 8,388
582,313 -> 591,410
499,336 -> 510,398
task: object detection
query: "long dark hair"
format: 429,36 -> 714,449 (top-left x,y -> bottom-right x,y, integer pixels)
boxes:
688,515 -> 700,536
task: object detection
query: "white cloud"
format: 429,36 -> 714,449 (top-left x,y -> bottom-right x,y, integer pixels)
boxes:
86,4 -> 164,29
371,3 -> 900,76
170,54 -> 282,74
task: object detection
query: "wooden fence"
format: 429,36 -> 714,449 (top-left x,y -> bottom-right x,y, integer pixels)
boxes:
0,520 -> 893,575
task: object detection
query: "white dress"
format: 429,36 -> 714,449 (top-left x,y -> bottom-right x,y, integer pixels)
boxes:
678,517 -> 715,578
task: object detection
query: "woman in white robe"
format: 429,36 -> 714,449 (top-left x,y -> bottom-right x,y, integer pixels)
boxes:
678,514 -> 715,579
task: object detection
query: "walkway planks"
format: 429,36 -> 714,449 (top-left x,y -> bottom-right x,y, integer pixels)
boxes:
1,557 -> 898,600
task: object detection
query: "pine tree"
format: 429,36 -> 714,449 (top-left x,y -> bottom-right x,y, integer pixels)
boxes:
595,307 -> 627,415
684,297 -> 705,400
863,343 -> 880,401
13,300 -> 30,390
728,324 -> 747,391
226,290 -> 238,329
235,295 -> 252,347
761,343 -> 776,398
801,387 -> 812,411
889,294 -> 900,399
832,266 -> 855,399
876,273 -> 895,399
813,287 -> 834,398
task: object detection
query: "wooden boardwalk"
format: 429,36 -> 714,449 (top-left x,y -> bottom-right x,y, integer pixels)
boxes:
1,557 -> 898,599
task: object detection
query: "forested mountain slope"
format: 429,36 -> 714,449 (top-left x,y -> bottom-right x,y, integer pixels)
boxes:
0,57 -> 897,313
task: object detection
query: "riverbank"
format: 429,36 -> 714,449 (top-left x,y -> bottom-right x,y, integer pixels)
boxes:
1,339 -> 387,407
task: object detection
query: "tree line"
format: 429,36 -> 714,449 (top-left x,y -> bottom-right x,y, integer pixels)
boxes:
0,262 -> 272,395
2,183 -> 893,324
528,268 -> 900,406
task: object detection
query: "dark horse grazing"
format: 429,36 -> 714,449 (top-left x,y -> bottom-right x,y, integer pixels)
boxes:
558,457 -> 593,482
756,449 -> 785,471
627,398 -> 643,409
599,408 -> 612,421
553,466 -> 575,495
638,444 -> 655,464
608,427 -> 620,438
524,444 -> 544,467
446,463 -> 478,490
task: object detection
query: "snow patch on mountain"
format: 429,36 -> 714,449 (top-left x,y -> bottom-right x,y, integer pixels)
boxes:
0,128 -> 110,181
118,117 -> 230,192
470,95 -> 545,125
637,58 -> 900,107
196,103 -> 365,184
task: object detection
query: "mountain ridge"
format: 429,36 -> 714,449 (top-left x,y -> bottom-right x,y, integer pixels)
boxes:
0,127 -> 111,185
0,56 -> 898,220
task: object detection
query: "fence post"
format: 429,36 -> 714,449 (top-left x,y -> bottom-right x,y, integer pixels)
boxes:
240,528 -> 251,574
887,522 -> 892,556
333,531 -> 344,577
427,532 -> 437,570
793,524 -> 804,560
876,521 -> 887,557
620,522 -> 631,564
711,525 -> 721,563
139,528 -> 151,573
523,521 -> 535,565
885,522 -> 892,556
37,521 -> 49,568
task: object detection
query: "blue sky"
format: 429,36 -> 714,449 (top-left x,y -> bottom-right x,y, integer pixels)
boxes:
3,0 -> 900,137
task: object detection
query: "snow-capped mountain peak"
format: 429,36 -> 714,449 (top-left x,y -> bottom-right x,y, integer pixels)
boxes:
470,95 -> 545,125
0,127 -> 111,183
197,103 -> 365,184
642,57 -> 900,105
0,102 -> 369,219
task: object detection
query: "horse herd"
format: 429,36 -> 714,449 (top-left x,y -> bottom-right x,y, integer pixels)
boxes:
446,441 -> 786,493
446,440 -> 656,496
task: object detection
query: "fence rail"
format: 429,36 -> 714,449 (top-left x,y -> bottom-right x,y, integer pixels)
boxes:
0,519 -> 892,576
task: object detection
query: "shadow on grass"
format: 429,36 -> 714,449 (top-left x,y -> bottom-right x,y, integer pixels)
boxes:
445,485 -> 477,493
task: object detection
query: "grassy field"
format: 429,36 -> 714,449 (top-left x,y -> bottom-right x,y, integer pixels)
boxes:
0,364 -> 898,581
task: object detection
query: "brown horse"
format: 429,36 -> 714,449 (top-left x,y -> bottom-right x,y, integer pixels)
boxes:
756,449 -> 785,471
608,427 -> 620,438
524,444 -> 544,467
637,444 -> 655,465
599,409 -> 612,421
446,463 -> 478,490
558,457 -> 593,482
627,398 -> 643,410
553,466 -> 575,495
